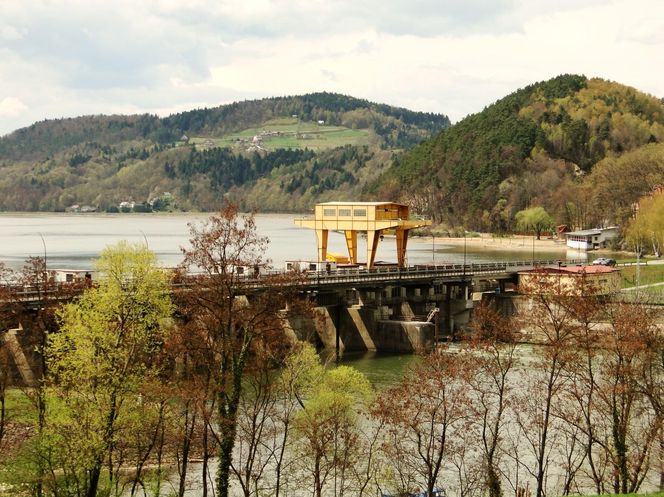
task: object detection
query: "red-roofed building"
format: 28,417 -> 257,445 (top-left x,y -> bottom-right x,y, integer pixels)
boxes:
518,264 -> 621,296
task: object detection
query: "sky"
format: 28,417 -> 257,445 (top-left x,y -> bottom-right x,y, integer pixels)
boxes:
1,0 -> 663,137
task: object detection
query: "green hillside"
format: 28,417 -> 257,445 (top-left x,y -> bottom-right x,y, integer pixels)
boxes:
0,94 -> 450,212
378,75 -> 664,232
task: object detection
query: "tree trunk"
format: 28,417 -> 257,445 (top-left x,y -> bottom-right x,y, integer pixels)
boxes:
86,459 -> 103,497
486,463 -> 502,497
0,391 -> 5,444
88,393 -> 118,497
216,336 -> 251,497
536,364 -> 556,497
314,453 -> 323,497
202,420 -> 210,497
178,406 -> 196,497
659,434 -> 664,492
217,429 -> 237,497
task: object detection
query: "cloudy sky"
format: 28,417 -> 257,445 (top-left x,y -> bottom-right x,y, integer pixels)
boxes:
1,0 -> 662,136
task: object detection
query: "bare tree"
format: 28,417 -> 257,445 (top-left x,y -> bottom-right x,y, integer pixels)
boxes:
518,274 -> 578,497
179,204 -> 308,497
465,302 -> 520,497
595,303 -> 659,494
374,352 -> 469,497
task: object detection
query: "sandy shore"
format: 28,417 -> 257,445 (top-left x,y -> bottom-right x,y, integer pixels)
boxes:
425,234 -> 568,253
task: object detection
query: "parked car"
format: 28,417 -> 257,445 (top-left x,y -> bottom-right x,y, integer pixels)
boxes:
592,257 -> 617,266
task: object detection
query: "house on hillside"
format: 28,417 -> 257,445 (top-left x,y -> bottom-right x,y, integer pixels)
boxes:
565,226 -> 619,250
518,264 -> 621,296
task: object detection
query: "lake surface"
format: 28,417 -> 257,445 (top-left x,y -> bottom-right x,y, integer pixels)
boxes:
0,212 -> 579,271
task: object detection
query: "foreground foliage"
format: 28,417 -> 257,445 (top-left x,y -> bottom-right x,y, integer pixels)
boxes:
1,232 -> 663,497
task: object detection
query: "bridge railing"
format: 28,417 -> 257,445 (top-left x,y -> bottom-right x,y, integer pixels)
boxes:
302,259 -> 587,286
2,259 -> 589,299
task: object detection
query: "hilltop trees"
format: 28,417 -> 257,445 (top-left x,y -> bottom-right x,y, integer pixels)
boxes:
381,75 -> 664,231
588,143 -> 664,227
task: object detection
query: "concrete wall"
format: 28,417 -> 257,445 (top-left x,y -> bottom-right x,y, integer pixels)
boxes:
306,304 -> 436,353
375,320 -> 434,353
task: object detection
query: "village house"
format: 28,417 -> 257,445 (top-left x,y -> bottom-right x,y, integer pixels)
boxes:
518,264 -> 621,296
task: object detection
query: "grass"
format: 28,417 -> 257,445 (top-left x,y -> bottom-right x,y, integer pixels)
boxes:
621,264 -> 664,288
190,119 -> 370,151
3,388 -> 37,425
581,493 -> 664,497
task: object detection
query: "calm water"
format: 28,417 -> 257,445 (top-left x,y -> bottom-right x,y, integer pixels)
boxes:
0,212 -> 578,271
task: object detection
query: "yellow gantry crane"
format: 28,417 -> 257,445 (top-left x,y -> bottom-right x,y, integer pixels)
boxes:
294,201 -> 432,269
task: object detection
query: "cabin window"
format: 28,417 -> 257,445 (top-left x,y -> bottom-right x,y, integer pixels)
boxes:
66,273 -> 74,282
338,208 -> 351,216
323,208 -> 336,216
353,208 -> 367,217
309,263 -> 317,271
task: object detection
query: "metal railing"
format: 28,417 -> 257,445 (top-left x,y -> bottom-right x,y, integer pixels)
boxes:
3,259 -> 587,302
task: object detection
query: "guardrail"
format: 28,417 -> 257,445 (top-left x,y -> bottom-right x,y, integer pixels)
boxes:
300,259 -> 586,287
2,259 -> 588,302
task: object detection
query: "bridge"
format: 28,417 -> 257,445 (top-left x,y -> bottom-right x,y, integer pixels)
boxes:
4,258 -> 578,305
1,257 -> 585,385
295,259 -> 574,290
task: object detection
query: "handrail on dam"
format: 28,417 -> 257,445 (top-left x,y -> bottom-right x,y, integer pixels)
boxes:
300,259 -> 585,287
2,259 -> 587,302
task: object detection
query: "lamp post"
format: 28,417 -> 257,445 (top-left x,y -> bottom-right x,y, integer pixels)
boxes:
139,229 -> 149,248
463,230 -> 467,276
432,232 -> 435,265
636,244 -> 641,289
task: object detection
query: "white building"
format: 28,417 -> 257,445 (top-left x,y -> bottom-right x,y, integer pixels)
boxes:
565,227 -> 619,251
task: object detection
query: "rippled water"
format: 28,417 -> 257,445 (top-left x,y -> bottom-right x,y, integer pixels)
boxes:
0,212 -> 576,271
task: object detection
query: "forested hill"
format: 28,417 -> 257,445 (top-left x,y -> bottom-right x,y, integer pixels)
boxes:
0,93 -> 449,162
378,74 -> 664,232
0,93 -> 450,212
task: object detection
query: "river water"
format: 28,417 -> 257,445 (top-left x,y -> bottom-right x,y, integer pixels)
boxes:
0,212 -> 578,271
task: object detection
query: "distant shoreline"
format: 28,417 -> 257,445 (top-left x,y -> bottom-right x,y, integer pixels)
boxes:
426,234 -> 568,253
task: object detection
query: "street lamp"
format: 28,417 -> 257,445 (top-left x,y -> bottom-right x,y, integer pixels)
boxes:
432,232 -> 435,265
463,230 -> 467,276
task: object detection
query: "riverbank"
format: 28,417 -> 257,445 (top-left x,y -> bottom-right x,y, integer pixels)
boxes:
430,234 -> 568,253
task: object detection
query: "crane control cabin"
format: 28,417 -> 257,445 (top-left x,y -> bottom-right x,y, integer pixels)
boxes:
294,201 -> 432,269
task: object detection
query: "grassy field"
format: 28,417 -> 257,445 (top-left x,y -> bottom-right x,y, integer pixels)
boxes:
2,388 -> 36,425
621,263 -> 664,288
190,118 -> 370,151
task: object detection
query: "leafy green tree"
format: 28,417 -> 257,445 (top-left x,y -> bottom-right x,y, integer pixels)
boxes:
626,193 -> 664,257
294,365 -> 373,497
47,241 -> 174,497
515,206 -> 554,239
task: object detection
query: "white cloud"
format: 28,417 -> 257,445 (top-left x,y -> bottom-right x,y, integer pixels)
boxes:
0,0 -> 663,135
0,97 -> 28,118
1,25 -> 24,41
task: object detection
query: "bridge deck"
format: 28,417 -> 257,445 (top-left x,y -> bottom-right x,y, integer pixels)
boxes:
3,259 -> 585,303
